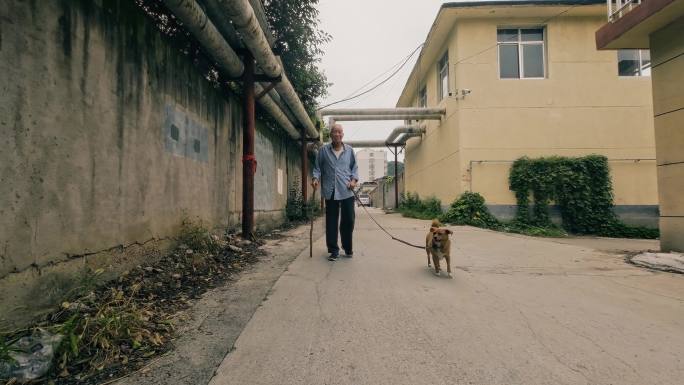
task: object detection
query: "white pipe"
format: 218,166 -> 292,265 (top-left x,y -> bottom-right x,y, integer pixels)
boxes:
221,0 -> 281,76
267,89 -> 298,124
320,107 -> 446,116
199,0 -> 243,47
219,0 -> 318,138
390,132 -> 422,145
162,0 -> 243,77
164,0 -> 307,142
344,140 -> 387,148
255,84 -> 300,139
385,125 -> 425,144
329,114 -> 443,122
339,128 -> 425,148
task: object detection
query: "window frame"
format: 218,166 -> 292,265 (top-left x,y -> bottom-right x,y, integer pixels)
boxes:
437,52 -> 449,101
497,27 -> 547,80
418,86 -> 427,107
617,49 -> 651,77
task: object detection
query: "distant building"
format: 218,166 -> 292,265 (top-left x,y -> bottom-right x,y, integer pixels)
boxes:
356,149 -> 387,183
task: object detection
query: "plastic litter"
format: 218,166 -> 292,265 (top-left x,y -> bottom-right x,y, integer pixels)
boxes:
0,329 -> 64,381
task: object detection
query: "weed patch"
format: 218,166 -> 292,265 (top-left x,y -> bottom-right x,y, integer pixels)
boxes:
1,221 -> 264,384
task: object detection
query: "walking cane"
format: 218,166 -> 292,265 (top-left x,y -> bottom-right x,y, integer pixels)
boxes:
310,182 -> 317,258
309,214 -> 313,258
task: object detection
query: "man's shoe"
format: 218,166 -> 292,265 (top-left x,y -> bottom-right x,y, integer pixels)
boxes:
327,253 -> 339,261
343,252 -> 353,258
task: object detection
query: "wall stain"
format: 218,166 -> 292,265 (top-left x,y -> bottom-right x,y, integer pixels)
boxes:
2,0 -> 303,327
57,0 -> 72,57
80,0 -> 90,94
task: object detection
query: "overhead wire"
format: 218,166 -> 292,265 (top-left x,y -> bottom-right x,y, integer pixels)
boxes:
316,43 -> 424,111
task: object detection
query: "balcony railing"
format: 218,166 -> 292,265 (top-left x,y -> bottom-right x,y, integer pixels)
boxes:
607,0 -> 642,22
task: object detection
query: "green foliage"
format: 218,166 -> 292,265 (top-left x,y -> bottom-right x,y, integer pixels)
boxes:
509,155 -> 658,239
440,192 -> 500,229
438,192 -> 566,237
387,161 -> 404,177
320,124 -> 330,143
286,178 -> 321,222
503,221 -> 568,237
398,193 -> 442,220
263,0 -> 330,115
177,217 -> 221,254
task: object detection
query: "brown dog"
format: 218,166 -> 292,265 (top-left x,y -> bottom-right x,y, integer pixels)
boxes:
425,219 -> 453,278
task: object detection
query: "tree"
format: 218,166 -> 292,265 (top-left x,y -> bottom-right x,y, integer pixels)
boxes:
387,161 -> 404,176
263,0 -> 330,115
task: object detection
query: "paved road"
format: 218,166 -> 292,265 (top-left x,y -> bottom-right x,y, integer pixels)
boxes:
209,208 -> 683,385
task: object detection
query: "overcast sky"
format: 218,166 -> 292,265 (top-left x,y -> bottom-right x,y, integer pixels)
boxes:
317,0 -> 452,160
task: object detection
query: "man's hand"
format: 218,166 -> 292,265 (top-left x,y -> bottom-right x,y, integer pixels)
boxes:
312,178 -> 319,190
347,179 -> 357,190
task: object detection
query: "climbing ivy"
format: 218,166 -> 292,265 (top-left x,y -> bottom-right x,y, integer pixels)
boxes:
509,155 -> 658,239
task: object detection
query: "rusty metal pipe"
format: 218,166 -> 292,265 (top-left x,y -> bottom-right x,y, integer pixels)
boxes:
242,54 -> 256,238
394,147 -> 399,210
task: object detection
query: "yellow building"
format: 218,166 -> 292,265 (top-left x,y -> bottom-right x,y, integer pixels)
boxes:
397,0 -> 659,226
596,0 -> 684,250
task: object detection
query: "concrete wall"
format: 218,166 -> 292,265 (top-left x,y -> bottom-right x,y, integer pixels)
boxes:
651,18 -> 684,251
401,10 -> 658,226
370,174 -> 405,210
0,0 -> 306,327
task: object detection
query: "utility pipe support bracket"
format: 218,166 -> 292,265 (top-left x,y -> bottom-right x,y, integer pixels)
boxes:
256,82 -> 278,100
228,74 -> 282,82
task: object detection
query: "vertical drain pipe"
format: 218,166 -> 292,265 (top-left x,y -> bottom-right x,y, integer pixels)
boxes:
301,127 -> 308,215
394,147 -> 399,210
242,53 -> 256,238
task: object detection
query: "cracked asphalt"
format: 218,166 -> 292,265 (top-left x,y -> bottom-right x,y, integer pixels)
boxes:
209,208 -> 684,385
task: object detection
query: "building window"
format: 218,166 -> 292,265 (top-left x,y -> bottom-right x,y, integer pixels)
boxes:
437,52 -> 449,100
618,49 -> 651,76
419,86 -> 427,107
497,27 -> 545,79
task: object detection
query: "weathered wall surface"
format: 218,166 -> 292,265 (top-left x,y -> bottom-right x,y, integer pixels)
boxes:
0,0 -> 304,327
651,18 -> 684,251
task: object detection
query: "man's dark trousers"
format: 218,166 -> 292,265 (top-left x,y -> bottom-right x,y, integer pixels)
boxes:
325,196 -> 355,255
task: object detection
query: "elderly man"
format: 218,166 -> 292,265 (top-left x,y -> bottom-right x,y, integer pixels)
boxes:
312,124 -> 359,261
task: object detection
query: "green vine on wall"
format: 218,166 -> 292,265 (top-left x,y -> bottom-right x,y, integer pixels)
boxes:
509,155 -> 658,239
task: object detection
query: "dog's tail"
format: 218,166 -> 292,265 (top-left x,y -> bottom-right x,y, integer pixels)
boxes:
431,219 -> 441,228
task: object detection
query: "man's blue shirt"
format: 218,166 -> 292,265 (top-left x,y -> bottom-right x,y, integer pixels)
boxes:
313,143 -> 359,201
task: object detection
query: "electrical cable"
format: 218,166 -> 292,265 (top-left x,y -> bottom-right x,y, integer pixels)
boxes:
316,43 -> 424,110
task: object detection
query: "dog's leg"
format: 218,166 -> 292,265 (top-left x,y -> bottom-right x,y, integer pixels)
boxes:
426,248 -> 431,267
432,254 -> 441,276
445,254 -> 452,279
